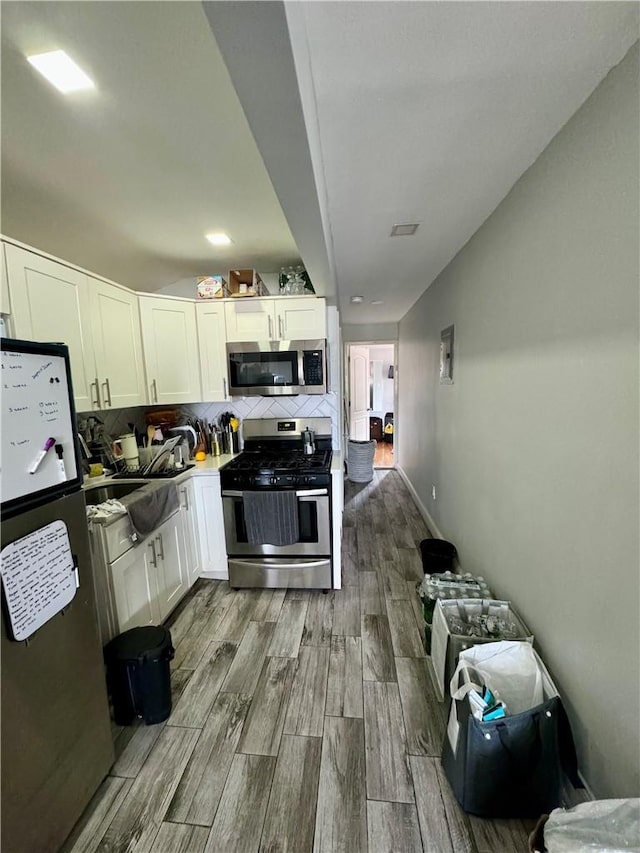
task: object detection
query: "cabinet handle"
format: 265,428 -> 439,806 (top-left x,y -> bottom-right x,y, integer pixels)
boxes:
223,377 -> 227,399
91,377 -> 102,409
268,316 -> 273,339
279,316 -> 284,339
181,487 -> 189,512
148,540 -> 157,567
151,379 -> 158,403
155,533 -> 165,561
102,377 -> 112,407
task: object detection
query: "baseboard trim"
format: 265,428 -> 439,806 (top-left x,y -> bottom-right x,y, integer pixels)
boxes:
396,465 -> 444,540
199,570 -> 229,581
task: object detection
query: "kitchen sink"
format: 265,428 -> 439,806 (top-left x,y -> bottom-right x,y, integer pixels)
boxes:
83,482 -> 147,505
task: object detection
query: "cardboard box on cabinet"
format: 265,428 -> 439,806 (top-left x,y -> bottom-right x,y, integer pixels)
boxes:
196,275 -> 229,299
228,269 -> 269,297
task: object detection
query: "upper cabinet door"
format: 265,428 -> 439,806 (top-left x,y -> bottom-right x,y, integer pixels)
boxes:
196,302 -> 229,401
89,277 -> 147,408
5,244 -> 97,412
276,297 -> 327,340
224,299 -> 274,342
139,295 -> 201,404
1,244 -> 10,315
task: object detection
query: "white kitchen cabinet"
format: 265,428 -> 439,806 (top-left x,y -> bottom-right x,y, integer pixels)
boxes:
196,302 -> 229,401
5,244 -> 97,411
152,512 -> 188,620
109,510 -> 186,633
139,295 -> 201,404
192,474 -> 227,577
179,478 -> 201,588
224,298 -> 272,342
1,243 -> 10,316
224,296 -> 326,342
110,540 -> 161,633
277,296 -> 326,339
89,276 -> 147,408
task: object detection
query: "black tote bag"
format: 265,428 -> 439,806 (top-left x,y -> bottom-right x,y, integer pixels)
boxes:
441,693 -> 580,818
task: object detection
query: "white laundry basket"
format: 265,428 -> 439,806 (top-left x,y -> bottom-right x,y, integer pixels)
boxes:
347,440 -> 376,483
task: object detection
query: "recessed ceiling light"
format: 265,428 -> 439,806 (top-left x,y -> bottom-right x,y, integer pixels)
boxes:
350,295 -> 364,304
390,223 -> 419,237
371,300 -> 384,305
27,50 -> 94,93
206,233 -> 232,246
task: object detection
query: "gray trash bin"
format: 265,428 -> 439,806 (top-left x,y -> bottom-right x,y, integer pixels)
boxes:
347,439 -> 376,483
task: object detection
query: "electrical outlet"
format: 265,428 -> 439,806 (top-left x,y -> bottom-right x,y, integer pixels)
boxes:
432,485 -> 436,500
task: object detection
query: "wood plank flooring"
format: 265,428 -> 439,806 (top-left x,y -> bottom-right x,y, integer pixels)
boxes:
64,470 -> 533,853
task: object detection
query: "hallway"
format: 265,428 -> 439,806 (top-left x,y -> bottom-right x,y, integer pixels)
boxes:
63,471 -> 534,853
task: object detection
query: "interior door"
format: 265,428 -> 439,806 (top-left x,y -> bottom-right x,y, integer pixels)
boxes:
349,345 -> 369,440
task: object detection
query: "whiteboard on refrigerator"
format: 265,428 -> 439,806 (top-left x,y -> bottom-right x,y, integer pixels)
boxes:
0,520 -> 78,641
1,345 -> 79,504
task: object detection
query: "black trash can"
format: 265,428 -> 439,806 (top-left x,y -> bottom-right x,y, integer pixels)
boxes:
104,626 -> 174,726
419,538 -> 457,574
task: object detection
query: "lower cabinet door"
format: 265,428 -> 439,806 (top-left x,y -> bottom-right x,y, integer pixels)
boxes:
192,474 -> 228,577
111,542 -> 161,633
179,479 -> 200,587
154,514 -> 188,621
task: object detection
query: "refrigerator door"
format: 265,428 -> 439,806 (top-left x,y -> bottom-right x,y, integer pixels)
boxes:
1,338 -> 82,519
1,490 -> 114,853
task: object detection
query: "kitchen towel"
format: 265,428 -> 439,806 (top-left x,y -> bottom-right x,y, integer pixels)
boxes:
243,490 -> 300,546
124,482 -> 179,539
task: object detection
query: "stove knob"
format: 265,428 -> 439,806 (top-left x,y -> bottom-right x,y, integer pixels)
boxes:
270,476 -> 278,486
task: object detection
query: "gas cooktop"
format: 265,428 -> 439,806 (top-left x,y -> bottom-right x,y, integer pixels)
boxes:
221,449 -> 332,489
223,449 -> 331,473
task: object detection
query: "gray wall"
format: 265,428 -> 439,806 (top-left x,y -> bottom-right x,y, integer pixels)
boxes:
397,43 -> 639,798
342,322 -> 398,342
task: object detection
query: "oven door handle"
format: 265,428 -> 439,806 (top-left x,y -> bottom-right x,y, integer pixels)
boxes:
222,489 -> 328,498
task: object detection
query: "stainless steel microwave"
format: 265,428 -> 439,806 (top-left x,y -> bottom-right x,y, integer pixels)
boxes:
226,339 -> 327,396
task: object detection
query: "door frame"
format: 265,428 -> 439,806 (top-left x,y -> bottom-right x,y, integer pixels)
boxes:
344,340 -> 397,469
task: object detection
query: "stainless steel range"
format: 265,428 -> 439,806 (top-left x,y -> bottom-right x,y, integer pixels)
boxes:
221,418 -> 333,590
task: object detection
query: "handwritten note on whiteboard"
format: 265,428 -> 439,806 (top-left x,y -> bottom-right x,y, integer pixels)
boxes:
0,520 -> 77,641
1,346 -> 78,504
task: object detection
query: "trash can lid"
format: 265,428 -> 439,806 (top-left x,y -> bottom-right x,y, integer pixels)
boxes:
105,626 -> 172,662
419,538 -> 457,557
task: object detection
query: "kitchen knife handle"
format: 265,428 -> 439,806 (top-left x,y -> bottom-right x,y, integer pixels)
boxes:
181,487 -> 189,512
102,377 -> 112,407
155,533 -> 165,561
151,379 -> 158,403
268,316 -> 273,339
148,540 -> 157,567
91,377 -> 102,409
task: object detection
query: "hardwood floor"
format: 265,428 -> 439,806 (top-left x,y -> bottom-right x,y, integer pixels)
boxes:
63,471 -> 534,853
373,440 -> 394,469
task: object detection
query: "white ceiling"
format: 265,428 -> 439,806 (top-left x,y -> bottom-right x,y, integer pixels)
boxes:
1,2 -> 638,322
0,2 -> 301,291
291,1 -> 638,324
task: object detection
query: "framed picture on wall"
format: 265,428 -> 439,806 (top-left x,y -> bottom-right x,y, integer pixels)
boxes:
440,325 -> 454,384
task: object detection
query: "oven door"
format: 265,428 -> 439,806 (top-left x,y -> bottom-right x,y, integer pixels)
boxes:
222,488 -> 331,556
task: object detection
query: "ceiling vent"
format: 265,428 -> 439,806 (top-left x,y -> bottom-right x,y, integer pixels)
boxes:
390,223 -> 419,237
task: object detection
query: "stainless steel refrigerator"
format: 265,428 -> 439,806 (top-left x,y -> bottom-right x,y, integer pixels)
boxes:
1,338 -> 114,853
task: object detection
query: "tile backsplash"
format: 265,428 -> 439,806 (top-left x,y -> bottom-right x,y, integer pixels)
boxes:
78,392 -> 341,451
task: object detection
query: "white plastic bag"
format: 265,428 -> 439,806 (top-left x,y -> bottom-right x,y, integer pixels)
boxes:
544,799 -> 640,852
449,640 -> 544,714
